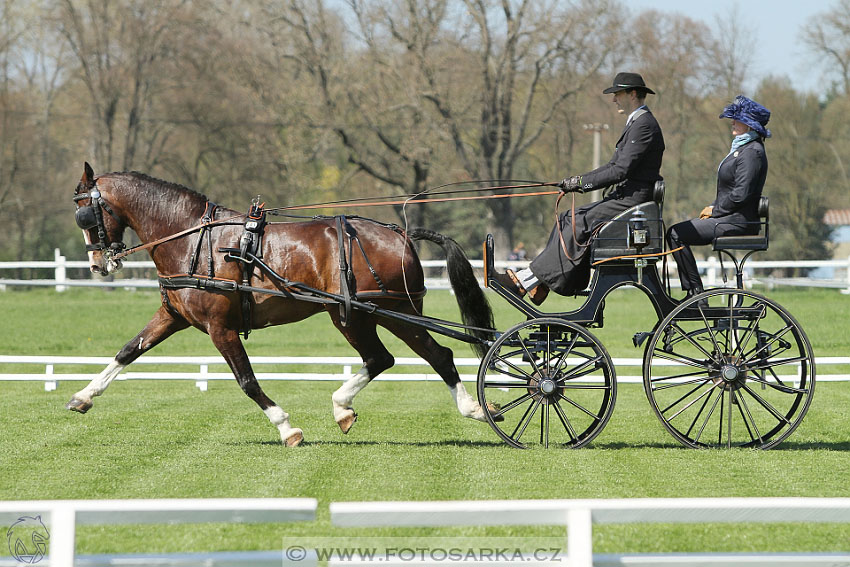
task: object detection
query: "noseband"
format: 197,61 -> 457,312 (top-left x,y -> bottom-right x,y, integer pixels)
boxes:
73,185 -> 125,255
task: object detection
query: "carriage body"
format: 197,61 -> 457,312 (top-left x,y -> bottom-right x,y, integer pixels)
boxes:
479,184 -> 816,450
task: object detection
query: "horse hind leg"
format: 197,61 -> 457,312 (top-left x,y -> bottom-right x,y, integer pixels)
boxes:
67,306 -> 189,413
209,326 -> 303,447
381,319 -> 489,422
328,312 -> 394,434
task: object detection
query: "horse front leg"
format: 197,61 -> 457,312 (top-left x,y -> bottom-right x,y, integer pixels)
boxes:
66,306 -> 189,413
209,326 -> 303,447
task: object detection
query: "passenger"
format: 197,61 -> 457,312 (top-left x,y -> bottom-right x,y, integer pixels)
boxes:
667,95 -> 770,298
492,71 -> 665,305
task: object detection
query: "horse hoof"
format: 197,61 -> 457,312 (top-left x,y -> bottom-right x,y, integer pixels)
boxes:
66,397 -> 92,414
336,410 -> 357,434
283,429 -> 303,447
486,401 -> 504,423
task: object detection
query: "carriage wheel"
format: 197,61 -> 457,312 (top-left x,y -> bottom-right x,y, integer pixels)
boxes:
643,289 -> 815,449
477,317 -> 616,449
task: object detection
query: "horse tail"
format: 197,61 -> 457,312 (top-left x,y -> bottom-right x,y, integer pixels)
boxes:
407,228 -> 495,358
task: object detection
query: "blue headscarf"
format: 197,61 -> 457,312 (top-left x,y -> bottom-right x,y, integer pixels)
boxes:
719,95 -> 771,138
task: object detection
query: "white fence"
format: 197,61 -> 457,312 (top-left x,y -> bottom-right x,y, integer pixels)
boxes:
2,355 -> 848,390
1,249 -> 849,292
0,498 -> 316,567
329,498 -> 850,567
3,498 -> 849,566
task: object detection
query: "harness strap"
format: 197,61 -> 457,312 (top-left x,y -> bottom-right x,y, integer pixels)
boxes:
336,215 -> 354,327
188,201 -> 217,277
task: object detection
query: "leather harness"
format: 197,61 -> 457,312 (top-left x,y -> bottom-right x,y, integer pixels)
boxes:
158,204 -> 423,338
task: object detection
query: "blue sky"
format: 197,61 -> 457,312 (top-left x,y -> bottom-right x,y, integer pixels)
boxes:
627,0 -> 833,94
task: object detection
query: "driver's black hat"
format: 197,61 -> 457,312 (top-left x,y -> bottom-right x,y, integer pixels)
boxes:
602,72 -> 656,95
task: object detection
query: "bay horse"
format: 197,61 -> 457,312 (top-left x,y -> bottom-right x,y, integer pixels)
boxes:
68,163 -> 495,446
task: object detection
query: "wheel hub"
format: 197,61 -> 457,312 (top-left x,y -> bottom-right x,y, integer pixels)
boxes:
714,361 -> 746,390
528,373 -> 561,404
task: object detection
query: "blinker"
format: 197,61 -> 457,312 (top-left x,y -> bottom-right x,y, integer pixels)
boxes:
75,205 -> 98,230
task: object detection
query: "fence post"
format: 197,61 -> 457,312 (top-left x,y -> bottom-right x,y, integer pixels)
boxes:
196,364 -> 209,392
567,506 -> 593,567
843,254 -> 850,295
705,256 -> 718,287
49,503 -> 76,567
54,248 -> 67,293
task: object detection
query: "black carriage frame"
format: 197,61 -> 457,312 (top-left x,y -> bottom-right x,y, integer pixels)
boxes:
476,183 -> 815,450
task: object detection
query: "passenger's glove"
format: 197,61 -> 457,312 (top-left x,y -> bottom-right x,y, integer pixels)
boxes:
558,175 -> 583,193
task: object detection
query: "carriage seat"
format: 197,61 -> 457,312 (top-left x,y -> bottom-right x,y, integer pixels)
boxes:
590,180 -> 665,263
712,196 -> 769,252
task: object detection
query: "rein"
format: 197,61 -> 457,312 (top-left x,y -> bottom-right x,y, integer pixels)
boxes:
91,180 -> 562,261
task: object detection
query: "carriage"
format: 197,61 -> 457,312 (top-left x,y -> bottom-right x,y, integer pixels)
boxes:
70,164 -> 815,450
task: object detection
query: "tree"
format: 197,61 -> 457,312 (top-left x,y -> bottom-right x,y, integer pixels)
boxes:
756,78 -> 832,267
801,0 -> 850,95
54,0 -> 190,171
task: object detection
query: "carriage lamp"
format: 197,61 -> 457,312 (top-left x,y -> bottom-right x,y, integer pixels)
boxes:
628,209 -> 649,252
628,209 -> 649,284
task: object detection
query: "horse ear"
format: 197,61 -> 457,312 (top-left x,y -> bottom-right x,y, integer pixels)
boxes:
82,162 -> 95,187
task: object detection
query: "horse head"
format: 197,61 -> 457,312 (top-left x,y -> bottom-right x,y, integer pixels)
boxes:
73,162 -> 128,275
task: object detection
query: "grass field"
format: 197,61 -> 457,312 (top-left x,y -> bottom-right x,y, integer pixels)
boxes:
1,286 -> 849,556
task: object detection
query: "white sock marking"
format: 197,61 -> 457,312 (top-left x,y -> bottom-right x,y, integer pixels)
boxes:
332,367 -> 370,421
450,382 -> 486,421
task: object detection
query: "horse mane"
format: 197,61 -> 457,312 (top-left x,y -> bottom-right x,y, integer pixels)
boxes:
121,171 -> 210,203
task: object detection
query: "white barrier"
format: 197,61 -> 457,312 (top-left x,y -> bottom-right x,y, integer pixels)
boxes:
0,249 -> 849,292
1,355 -> 846,391
329,498 -> 850,567
0,498 -> 316,567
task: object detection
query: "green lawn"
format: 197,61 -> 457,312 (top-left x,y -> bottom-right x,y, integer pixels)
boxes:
0,287 -> 849,556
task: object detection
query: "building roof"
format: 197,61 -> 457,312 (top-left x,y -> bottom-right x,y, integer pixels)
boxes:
823,209 -> 850,226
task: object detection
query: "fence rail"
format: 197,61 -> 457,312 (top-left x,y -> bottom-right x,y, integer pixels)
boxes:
0,498 -> 316,567
2,497 -> 848,566
329,498 -> 850,567
1,355 -> 847,391
1,249 -> 849,292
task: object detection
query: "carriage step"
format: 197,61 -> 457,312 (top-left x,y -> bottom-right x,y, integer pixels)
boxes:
633,332 -> 651,348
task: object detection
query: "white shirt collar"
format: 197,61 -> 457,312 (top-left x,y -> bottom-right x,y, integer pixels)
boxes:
626,105 -> 648,125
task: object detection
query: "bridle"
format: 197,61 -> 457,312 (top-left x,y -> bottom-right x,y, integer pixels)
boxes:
73,182 -> 126,258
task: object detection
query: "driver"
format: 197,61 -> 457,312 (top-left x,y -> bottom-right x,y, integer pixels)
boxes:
493,72 -> 665,305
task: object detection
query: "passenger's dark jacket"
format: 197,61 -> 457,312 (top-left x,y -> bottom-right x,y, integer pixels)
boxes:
711,138 -> 767,225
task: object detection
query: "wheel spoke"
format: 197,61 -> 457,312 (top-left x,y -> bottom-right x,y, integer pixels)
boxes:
747,374 -> 809,395
735,391 -> 763,445
558,356 -> 604,382
652,349 -> 712,370
740,383 -> 792,425
550,332 -> 580,377
551,398 -> 578,442
693,386 -> 724,444
483,380 -> 535,389
650,367 -> 715,384
661,379 -> 715,418
745,355 -> 810,372
685,387 -> 716,438
654,377 -> 714,392
731,304 -> 767,359
556,392 -> 604,420
669,321 -> 718,360
511,397 -> 542,442
743,325 -> 794,360
491,392 -> 534,419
